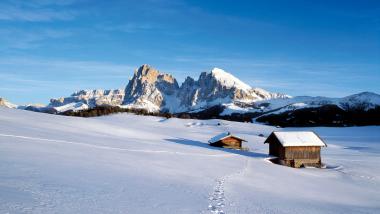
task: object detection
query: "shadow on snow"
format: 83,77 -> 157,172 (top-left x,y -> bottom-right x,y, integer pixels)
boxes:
165,138 -> 268,158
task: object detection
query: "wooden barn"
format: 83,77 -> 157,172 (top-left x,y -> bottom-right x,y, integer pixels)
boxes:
264,131 -> 327,168
208,132 -> 246,149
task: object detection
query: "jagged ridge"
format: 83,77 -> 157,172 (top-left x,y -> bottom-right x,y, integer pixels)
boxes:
8,64 -> 378,125
122,65 -> 288,113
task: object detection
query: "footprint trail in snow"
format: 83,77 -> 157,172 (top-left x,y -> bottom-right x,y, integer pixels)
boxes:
208,178 -> 226,214
207,158 -> 249,214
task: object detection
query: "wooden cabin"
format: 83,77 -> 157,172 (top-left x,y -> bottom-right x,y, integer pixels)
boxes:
208,132 -> 246,149
264,131 -> 327,168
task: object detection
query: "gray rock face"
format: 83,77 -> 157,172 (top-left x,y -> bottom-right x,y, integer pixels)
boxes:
123,64 -> 180,112
177,76 -> 198,108
123,65 -> 288,112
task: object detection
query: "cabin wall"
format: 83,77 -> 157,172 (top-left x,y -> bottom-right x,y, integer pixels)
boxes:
268,136 -> 285,159
283,146 -> 322,168
284,146 -> 321,160
210,137 -> 242,149
220,137 -> 242,148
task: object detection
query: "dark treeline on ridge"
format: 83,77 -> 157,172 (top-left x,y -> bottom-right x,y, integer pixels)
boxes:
60,105 -> 380,127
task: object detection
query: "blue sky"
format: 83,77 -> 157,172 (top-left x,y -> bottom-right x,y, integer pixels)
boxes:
0,0 -> 379,104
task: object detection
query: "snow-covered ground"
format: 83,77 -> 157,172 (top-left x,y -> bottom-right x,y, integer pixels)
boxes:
0,107 -> 379,214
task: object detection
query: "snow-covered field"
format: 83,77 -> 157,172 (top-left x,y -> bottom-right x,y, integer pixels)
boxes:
0,107 -> 379,214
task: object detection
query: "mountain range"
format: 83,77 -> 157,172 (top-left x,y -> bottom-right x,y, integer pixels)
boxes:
1,64 -> 380,126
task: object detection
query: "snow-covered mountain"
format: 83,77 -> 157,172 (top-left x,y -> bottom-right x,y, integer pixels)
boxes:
46,64 -> 288,113
122,65 -> 288,113
177,67 -> 288,112
48,89 -> 125,113
222,92 -> 380,116
248,92 -> 380,126
16,64 -> 379,126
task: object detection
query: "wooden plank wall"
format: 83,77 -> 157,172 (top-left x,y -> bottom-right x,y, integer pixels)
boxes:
284,146 -> 321,160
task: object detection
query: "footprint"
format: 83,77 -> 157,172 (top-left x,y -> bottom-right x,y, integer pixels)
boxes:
207,158 -> 250,214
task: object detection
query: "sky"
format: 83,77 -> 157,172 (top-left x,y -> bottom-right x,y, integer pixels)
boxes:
0,0 -> 379,104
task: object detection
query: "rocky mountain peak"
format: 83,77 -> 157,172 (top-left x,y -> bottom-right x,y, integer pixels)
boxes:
134,64 -> 177,85
135,64 -> 159,82
183,76 -> 196,85
45,64 -> 289,113
123,65 -> 180,112
176,67 -> 287,111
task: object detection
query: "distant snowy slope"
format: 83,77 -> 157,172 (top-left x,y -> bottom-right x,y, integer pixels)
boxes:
50,89 -> 125,108
339,92 -> 380,110
269,92 -> 380,113
0,108 -> 379,213
220,92 -> 380,116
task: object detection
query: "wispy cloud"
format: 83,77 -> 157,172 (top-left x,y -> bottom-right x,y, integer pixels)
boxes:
25,0 -> 79,7
98,22 -> 158,33
0,0 -> 78,22
0,87 -> 30,92
0,57 -> 135,78
0,28 -> 72,49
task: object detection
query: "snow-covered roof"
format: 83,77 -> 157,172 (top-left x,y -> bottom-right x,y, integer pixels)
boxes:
208,132 -> 247,144
266,131 -> 327,147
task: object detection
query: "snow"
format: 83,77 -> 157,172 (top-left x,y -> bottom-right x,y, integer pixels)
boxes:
339,92 -> 380,110
0,108 -> 379,213
53,102 -> 89,113
252,92 -> 380,116
269,131 -> 327,147
188,97 -> 233,113
162,94 -> 182,113
291,102 -> 308,108
211,68 -> 252,91
208,132 -> 246,144
121,100 -> 161,112
220,103 -> 251,116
